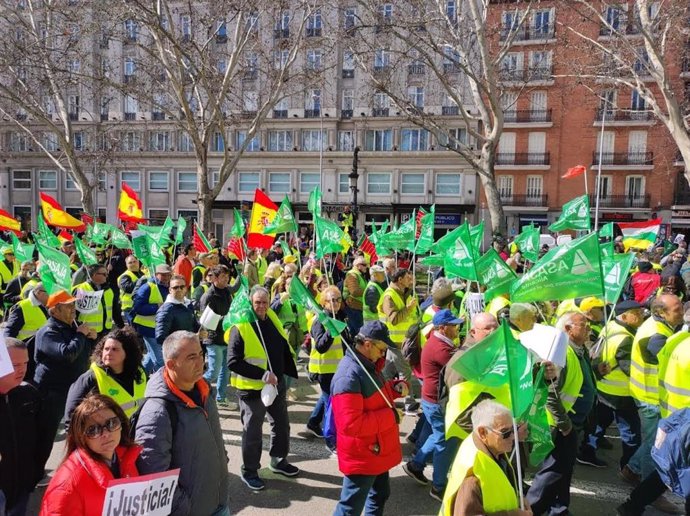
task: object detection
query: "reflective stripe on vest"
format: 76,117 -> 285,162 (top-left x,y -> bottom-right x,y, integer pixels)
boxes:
547,346 -> 584,427
596,321 -> 634,397
17,299 -> 48,341
658,332 -> 690,417
630,317 -> 672,405
308,334 -> 344,374
377,286 -> 417,345
132,282 -> 164,329
362,281 -> 384,322
118,270 -> 139,311
445,381 -> 511,440
440,436 -> 519,516
72,282 -> 114,334
90,363 -> 147,418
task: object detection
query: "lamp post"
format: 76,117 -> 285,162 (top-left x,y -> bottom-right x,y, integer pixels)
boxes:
349,146 -> 360,242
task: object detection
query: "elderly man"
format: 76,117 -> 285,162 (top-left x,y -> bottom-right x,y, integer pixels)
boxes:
441,399 -> 530,516
117,255 -> 143,323
382,257 -> 396,286
343,256 -> 368,335
363,264 -> 386,323
72,263 -> 122,342
227,285 -> 299,490
4,282 -> 49,342
135,331 -> 229,516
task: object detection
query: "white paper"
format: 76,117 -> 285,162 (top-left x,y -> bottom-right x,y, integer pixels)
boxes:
0,335 -> 13,379
519,323 -> 568,368
199,305 -> 222,330
102,468 -> 179,516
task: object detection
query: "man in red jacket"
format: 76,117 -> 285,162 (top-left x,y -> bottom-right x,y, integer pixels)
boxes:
628,261 -> 660,305
331,321 -> 408,516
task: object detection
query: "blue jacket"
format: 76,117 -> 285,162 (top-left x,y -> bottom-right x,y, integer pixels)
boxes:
33,317 -> 89,392
131,279 -> 169,338
155,300 -> 199,345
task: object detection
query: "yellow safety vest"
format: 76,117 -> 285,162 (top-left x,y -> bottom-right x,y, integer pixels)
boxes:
630,317 -> 673,405
362,281 -> 384,322
555,298 -> 579,318
257,255 -> 267,285
440,435 -> 519,516
230,310 -> 288,391
190,265 -> 207,297
546,345 -> 584,427
16,298 -> 48,341
90,363 -> 147,418
445,381 -> 511,440
0,260 -> 19,293
343,269 -> 366,304
596,320 -> 635,397
309,333 -> 344,374
19,278 -> 39,300
377,286 -> 418,345
72,282 -> 114,334
422,305 -> 438,325
486,296 -> 511,318
132,282 -> 163,329
657,331 -> 690,417
117,270 -> 140,311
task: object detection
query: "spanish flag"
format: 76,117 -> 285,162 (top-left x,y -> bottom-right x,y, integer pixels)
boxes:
40,193 -> 86,232
0,209 -> 21,234
247,189 -> 278,249
118,182 -> 144,222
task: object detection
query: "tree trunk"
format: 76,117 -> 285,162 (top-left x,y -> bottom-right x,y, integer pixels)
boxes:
477,150 -> 506,235
196,157 -> 213,234
79,184 -> 96,217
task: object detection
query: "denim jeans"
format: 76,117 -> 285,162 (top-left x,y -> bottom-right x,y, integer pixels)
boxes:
6,491 -> 30,516
589,401 -> 641,471
411,399 -> 458,490
630,401 -> 660,479
333,472 -> 390,516
142,335 -> 164,373
204,345 -> 229,401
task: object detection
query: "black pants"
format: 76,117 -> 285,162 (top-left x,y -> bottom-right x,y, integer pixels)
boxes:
527,428 -> 578,516
237,380 -> 290,475
36,388 -> 69,470
620,470 -> 690,515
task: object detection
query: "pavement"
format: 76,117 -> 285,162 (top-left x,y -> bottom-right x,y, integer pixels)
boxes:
27,372 -> 685,516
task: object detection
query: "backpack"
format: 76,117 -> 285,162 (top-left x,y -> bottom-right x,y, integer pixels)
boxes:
129,397 -> 178,440
401,323 -> 422,368
651,408 -> 690,498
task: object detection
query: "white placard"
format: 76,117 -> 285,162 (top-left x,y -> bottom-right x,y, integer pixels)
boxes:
199,305 -> 221,330
519,323 -> 568,368
75,289 -> 104,314
102,468 -> 180,516
0,335 -> 14,379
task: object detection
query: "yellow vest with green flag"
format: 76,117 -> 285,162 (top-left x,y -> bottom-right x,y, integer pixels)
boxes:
657,331 -> 690,417
117,270 -> 140,311
630,316 -> 673,405
72,282 -> 114,334
445,381 -> 511,440
440,435 -> 519,516
362,281 -> 384,322
377,286 -> 418,345
132,282 -> 163,329
343,269 -> 366,304
16,298 -> 48,341
230,309 -> 288,391
546,345 -> 584,427
0,260 -> 19,293
309,333 -> 344,374
90,363 -> 147,418
596,320 -> 635,397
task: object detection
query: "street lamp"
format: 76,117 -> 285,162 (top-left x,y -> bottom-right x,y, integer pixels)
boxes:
349,146 -> 360,242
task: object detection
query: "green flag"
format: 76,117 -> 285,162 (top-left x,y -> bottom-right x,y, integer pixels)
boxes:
370,220 -> 392,256
476,249 -> 518,302
600,241 -> 614,258
74,238 -> 97,266
602,252 -> 635,304
549,195 -> 591,232
111,228 -> 132,250
263,196 -> 298,234
469,221 -> 485,255
451,321 -> 511,387
147,235 -> 167,267
420,254 -> 445,267
443,223 -> 478,281
432,224 -> 466,255
416,205 -> 435,254
289,277 -> 347,337
131,230 -> 152,270
90,222 -> 113,245
36,242 -> 71,293
222,277 -> 256,330
510,232 -> 604,302
308,186 -> 322,217
513,224 -> 540,263
523,367 -> 554,466
662,240 -> 677,257
599,222 -> 614,239
504,320 -> 535,419
278,239 -> 291,258
137,223 -> 171,247
228,209 -> 245,239
314,216 -> 345,258
382,214 -> 416,252
37,212 -> 61,248
175,217 -> 188,245
10,233 -> 34,263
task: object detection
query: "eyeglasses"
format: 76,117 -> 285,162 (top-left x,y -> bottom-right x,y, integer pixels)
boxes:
328,297 -> 342,303
84,416 -> 122,439
488,427 -> 514,440
34,289 -> 46,295
4,253 -> 14,256
170,285 -> 186,290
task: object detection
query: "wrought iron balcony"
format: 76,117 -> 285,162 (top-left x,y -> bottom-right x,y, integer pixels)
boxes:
341,109 -> 353,119
408,64 -> 425,75
588,194 -> 650,208
500,194 -> 548,206
272,110 -> 287,119
500,26 -> 554,42
595,108 -> 653,121
151,112 -> 165,121
504,109 -> 552,123
592,151 -> 654,165
496,152 -> 550,165
442,106 -> 459,115
372,108 -> 389,117
304,109 -> 320,118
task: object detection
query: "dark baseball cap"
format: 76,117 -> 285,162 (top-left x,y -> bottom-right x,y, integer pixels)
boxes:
432,308 -> 465,326
358,321 -> 395,348
614,300 -> 643,316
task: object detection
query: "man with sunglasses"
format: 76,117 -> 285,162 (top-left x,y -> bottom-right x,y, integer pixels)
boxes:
156,274 -> 204,347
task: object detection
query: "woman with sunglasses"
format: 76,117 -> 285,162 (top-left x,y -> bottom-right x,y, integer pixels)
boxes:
40,394 -> 141,516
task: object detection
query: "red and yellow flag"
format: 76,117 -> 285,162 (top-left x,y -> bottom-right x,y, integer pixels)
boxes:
118,182 -> 144,222
0,209 -> 21,234
247,189 -> 278,249
40,193 -> 86,232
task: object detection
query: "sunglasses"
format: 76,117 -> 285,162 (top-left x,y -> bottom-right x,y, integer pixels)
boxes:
84,416 -> 122,439
488,427 -> 514,440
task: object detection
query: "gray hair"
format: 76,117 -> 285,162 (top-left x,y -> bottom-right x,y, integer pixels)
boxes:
471,399 -> 512,430
21,260 -> 35,268
4,337 -> 27,351
430,278 -> 452,296
382,258 -> 396,271
556,311 -> 583,332
509,303 -> 537,323
250,285 -> 269,300
162,331 -> 199,361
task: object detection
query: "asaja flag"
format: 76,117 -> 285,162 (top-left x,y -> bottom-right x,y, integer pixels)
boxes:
36,211 -> 61,249
314,215 -> 345,258
174,217 -> 187,245
561,165 -> 586,179
118,182 -> 144,222
469,221 -> 484,255
247,189 -> 278,249
40,193 -> 86,232
289,277 -> 347,337
74,238 -> 97,266
222,277 -> 256,329
548,194 -> 591,232
381,214 -> 416,252
599,222 -> 614,239
0,209 -> 20,233
443,222 -> 478,281
476,249 -> 518,302
602,252 -> 635,304
111,228 -> 132,250
308,186 -> 322,217
193,223 -> 212,253
228,209 -> 245,239
263,196 -> 297,235
523,367 -> 554,466
513,224 -> 540,263
510,232 -> 604,303
618,218 -> 661,251
416,205 -> 435,254
10,233 -> 34,263
36,241 -> 71,294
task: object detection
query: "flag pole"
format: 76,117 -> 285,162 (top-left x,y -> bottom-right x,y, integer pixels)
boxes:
341,337 -> 394,410
502,322 -> 525,510
594,103 -> 607,232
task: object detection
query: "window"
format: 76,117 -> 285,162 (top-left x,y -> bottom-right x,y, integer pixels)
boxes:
236,131 -> 260,152
378,3 -> 393,22
268,130 -> 293,151
400,129 -> 429,151
306,10 -> 322,36
269,172 -> 290,193
67,58 -> 80,75
73,131 -> 85,151
502,10 -> 520,37
124,95 -> 138,115
300,172 -> 320,194
374,49 -> 391,69
10,132 -> 27,151
177,171 -> 197,192
124,57 -> 135,80
526,176 -> 543,198
273,49 -> 289,70
65,174 -> 77,190
367,173 -> 391,195
238,172 -> 260,193
43,132 -> 58,152
338,130 -> 354,151
98,171 -> 106,191
149,171 -> 169,190
121,131 -> 140,151
364,130 -> 392,151
179,132 -> 193,152
628,131 -> 647,157
149,131 -> 170,151
343,51 -> 355,78
12,170 -> 31,190
124,19 -> 137,41
501,52 -> 523,80
528,132 -> 546,155
631,90 -> 646,111
604,6 -> 623,32
438,128 -> 468,150
306,49 -> 322,70
275,10 -> 290,36
342,89 -> 354,111
373,92 -> 390,110
436,174 -> 462,195
149,209 -> 168,226
497,176 -> 513,198
339,173 -> 349,194
216,20 -> 227,41
180,15 -> 191,39
633,48 -> 649,74
401,173 -> 424,194
446,0 -> 457,23
529,51 -> 552,78
344,7 -> 357,30
533,9 -> 552,37
68,94 -> 80,117
245,11 -> 259,34
121,171 -> 140,191
306,89 -> 321,111
302,130 -> 326,151
39,170 -> 57,190
211,131 -> 225,152
626,175 -> 644,198
408,86 -> 424,108
598,175 -> 613,199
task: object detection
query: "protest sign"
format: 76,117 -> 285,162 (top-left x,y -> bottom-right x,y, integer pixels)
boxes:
102,469 -> 180,516
0,335 -> 13,378
75,289 -> 104,314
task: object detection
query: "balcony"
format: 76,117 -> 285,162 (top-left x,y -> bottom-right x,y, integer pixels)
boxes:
342,69 -> 354,78
443,63 -> 461,74
588,194 -> 650,208
151,112 -> 165,121
595,108 -> 653,122
304,109 -> 320,118
408,64 -> 425,75
500,26 -> 555,42
442,106 -> 459,115
100,113 -> 108,122
496,152 -> 550,166
306,27 -> 321,37
272,109 -> 287,119
500,194 -> 548,207
592,151 -> 654,166
243,69 -> 258,80
527,66 -> 552,81
69,112 -> 79,121
341,109 -> 353,119
273,28 -> 290,39
240,110 -> 256,119
372,108 -> 389,117
504,109 -> 552,123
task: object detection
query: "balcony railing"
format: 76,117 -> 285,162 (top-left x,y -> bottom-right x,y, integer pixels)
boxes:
500,194 -> 549,207
596,108 -> 653,122
442,106 -> 459,115
496,152 -> 550,165
272,109 -> 287,119
306,27 -> 322,37
588,194 -> 650,208
500,26 -> 554,42
408,64 -> 425,75
500,67 -> 553,82
342,69 -> 354,78
372,107 -> 389,117
504,109 -> 552,123
273,28 -> 290,39
592,151 -> 654,165
341,109 -> 353,119
304,109 -> 320,118
124,112 -> 135,121
151,112 -> 165,121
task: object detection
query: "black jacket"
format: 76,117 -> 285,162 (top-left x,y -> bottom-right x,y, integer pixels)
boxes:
33,317 -> 90,392
200,284 -> 236,346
